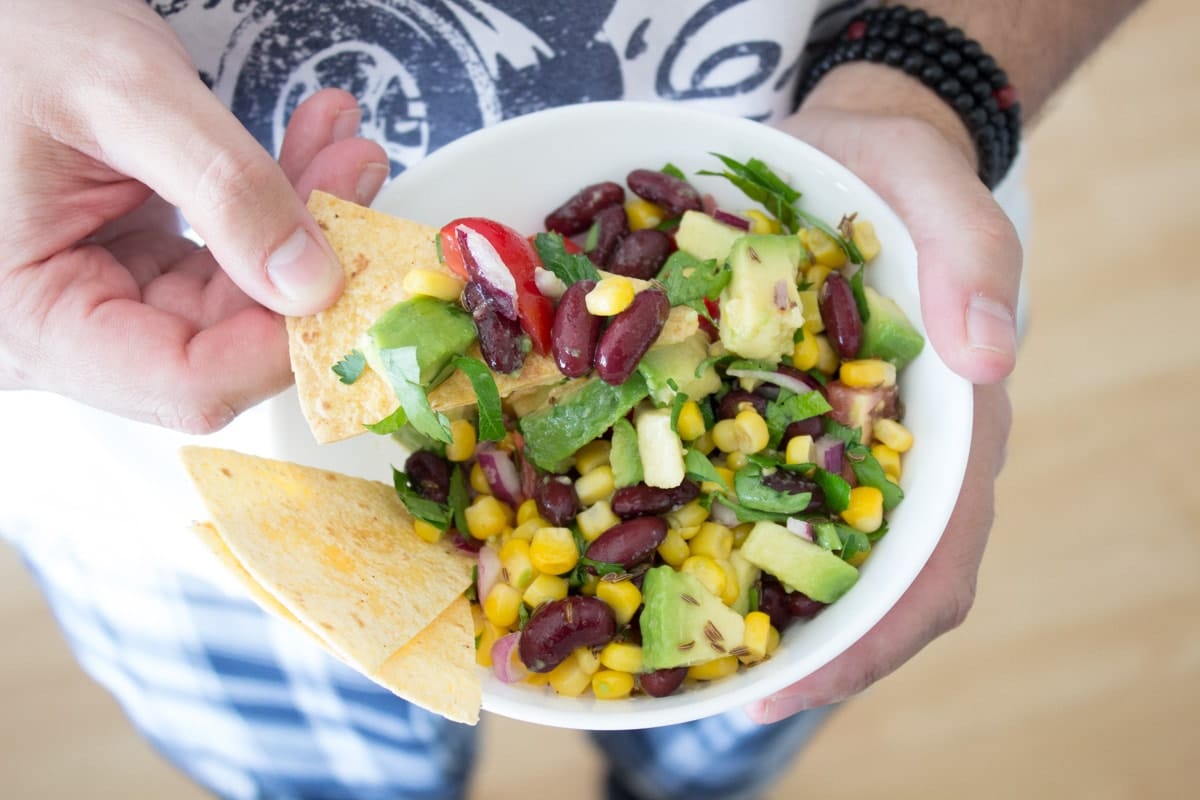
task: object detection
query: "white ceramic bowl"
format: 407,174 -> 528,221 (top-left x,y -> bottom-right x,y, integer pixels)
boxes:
373,101 -> 973,730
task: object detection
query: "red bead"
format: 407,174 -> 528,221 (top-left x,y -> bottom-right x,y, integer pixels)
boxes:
846,20 -> 867,41
993,84 -> 1018,111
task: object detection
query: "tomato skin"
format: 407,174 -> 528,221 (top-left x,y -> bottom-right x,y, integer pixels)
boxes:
440,217 -> 554,356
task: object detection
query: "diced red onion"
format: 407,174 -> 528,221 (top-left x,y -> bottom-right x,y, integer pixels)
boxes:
476,544 -> 501,606
453,531 -> 482,553
726,367 -> 817,398
773,280 -> 790,310
708,499 -> 740,528
456,226 -> 518,319
491,632 -> 528,683
786,518 -> 814,541
713,209 -> 751,231
701,193 -> 718,215
534,267 -> 567,300
813,435 -> 845,474
475,444 -> 524,506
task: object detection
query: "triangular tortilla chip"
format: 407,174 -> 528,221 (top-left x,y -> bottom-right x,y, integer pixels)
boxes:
191,522 -> 479,724
180,446 -> 474,675
289,192 -> 564,443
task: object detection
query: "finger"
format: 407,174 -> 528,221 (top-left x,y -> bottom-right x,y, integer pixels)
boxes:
745,385 -> 1011,724
290,138 -> 390,207
85,68 -> 344,317
277,88 -> 364,184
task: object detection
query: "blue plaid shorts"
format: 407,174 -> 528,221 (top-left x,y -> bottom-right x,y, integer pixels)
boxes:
17,540 -> 831,800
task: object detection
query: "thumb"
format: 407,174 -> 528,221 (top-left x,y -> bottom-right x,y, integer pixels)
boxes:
87,72 -> 343,317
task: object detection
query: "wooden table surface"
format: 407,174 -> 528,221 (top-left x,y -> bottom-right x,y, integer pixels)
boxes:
2,2 -> 1197,797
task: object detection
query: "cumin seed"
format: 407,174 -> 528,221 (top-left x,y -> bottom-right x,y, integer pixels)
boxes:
680,593 -> 700,606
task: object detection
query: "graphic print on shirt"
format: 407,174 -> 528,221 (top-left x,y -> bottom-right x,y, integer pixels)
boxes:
153,0 -> 821,175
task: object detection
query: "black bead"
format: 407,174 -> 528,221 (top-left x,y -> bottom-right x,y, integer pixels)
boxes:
921,38 -> 942,56
866,22 -> 885,37
977,55 -> 997,75
846,39 -> 866,59
901,52 -> 925,75
865,39 -> 887,61
901,27 -> 922,47
971,80 -> 993,101
883,44 -> 905,65
990,68 -> 1009,89
940,49 -> 963,69
953,92 -> 976,112
958,63 -> 979,83
945,28 -> 965,46
920,62 -> 945,85
886,6 -> 908,21
907,8 -> 930,26
925,17 -> 947,35
881,22 -> 901,40
967,107 -> 989,128
962,40 -> 983,58
938,77 -> 963,97
983,96 -> 999,113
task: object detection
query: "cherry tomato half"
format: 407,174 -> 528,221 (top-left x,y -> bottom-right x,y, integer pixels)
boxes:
439,217 -> 554,356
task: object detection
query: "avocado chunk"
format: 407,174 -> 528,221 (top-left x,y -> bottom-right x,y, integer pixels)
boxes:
858,286 -> 925,369
728,550 -> 762,616
518,373 -> 649,472
674,210 -> 746,263
610,417 -> 643,489
635,407 -> 686,489
739,521 -> 858,603
366,296 -> 477,385
638,332 -> 721,406
640,565 -> 747,670
718,234 -> 807,361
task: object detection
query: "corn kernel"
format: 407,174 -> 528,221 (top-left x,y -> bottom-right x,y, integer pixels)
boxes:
574,440 -> 611,474
483,583 -> 522,628
675,400 -> 706,441
475,621 -> 504,667
687,655 -> 739,681
846,540 -> 871,567
716,558 -> 740,606
852,219 -> 881,262
412,518 -> 444,544
586,276 -> 636,316
731,523 -> 754,548
575,465 -> 615,506
592,670 -> 635,700
792,330 -> 820,371
804,264 -> 833,293
402,268 -> 466,301
579,572 -> 601,597
599,642 -> 644,674
725,451 -> 749,472
596,578 -> 642,626
798,289 -> 825,333
471,602 -> 487,636
465,495 -> 512,540
733,409 -> 770,454
522,572 -> 569,608
689,522 -> 733,560
626,198 -> 665,231
574,645 -> 601,676
470,462 -> 490,494
711,419 -> 740,453
547,655 -> 592,697
445,419 -> 476,462
516,498 -> 541,525
807,227 -> 847,267
665,500 -> 709,529
841,486 -> 884,533
785,434 -> 815,465
675,525 -> 701,541
874,418 -> 914,453
524,671 -> 551,687
744,209 -> 782,235
766,625 -> 781,655
529,526 -> 579,575
839,358 -> 896,389
740,610 -> 773,662
658,529 -> 691,567
499,538 -> 536,590
681,555 -> 726,599
691,430 -> 716,456
814,334 -> 839,374
509,516 -> 547,542
871,443 -> 902,483
576,499 -> 621,542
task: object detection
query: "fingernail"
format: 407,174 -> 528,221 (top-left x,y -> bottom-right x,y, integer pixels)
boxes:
266,227 -> 340,308
332,107 -> 362,142
759,694 -> 811,724
967,295 -> 1017,357
356,162 -> 389,205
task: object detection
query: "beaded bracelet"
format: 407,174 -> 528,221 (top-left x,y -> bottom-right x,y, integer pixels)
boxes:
798,4 -> 1022,190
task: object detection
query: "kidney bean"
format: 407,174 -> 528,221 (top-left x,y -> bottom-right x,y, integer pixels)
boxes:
818,272 -> 863,359
638,667 -> 688,698
783,417 -> 824,442
535,477 -> 579,526
787,590 -> 827,620
518,596 -> 616,673
627,169 -> 703,216
544,181 -> 625,236
405,451 -> 451,503
463,281 -> 525,374
586,517 -> 668,568
594,288 -> 669,385
607,229 -> 673,279
717,390 -> 769,420
610,479 -> 699,519
757,576 -> 793,632
761,469 -> 824,511
587,205 -> 629,267
551,279 -> 601,377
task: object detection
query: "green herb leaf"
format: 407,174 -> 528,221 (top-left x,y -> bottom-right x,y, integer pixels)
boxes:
733,464 -> 813,515
661,162 -> 686,180
684,449 -> 729,492
822,417 -> 863,447
448,465 -> 469,536
797,212 -> 864,264
452,356 -> 504,441
579,556 -> 627,576
766,390 -> 833,449
837,527 -> 871,563
518,602 -> 532,629
392,469 -> 452,530
748,585 -> 760,613
814,521 -> 842,551
656,251 -> 731,312
364,406 -> 408,435
332,350 -> 367,385
583,221 -> 600,253
378,347 -> 453,443
849,448 -> 904,511
811,468 -> 851,514
699,154 -> 800,233
669,384 -> 689,434
713,494 -> 787,523
849,267 -> 871,323
465,565 -> 478,602
534,232 -> 600,286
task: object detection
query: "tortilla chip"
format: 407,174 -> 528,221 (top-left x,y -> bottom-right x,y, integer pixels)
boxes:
289,192 -> 563,443
190,521 -> 480,724
180,446 -> 474,675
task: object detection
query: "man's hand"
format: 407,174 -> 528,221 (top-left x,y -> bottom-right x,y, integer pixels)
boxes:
0,0 -> 388,432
